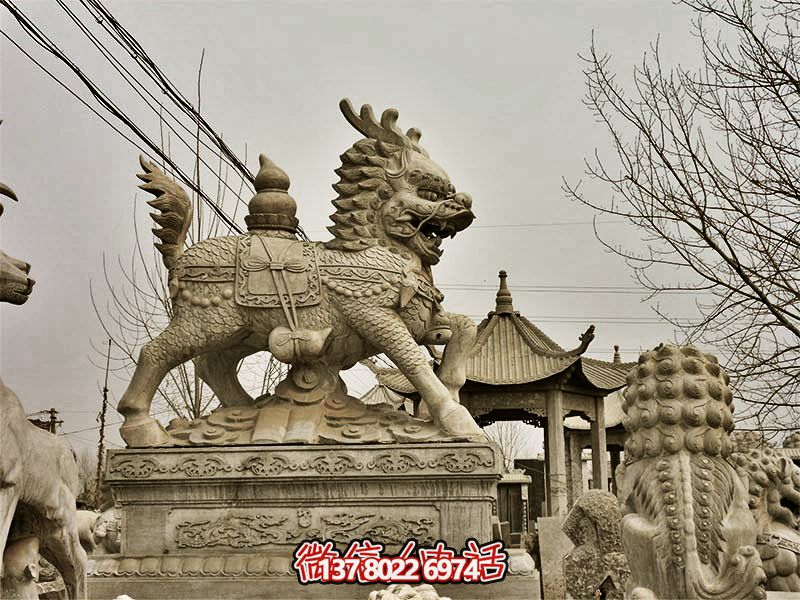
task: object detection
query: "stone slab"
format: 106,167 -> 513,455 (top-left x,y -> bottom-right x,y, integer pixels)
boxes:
87,549 -> 540,599
537,516 -> 573,600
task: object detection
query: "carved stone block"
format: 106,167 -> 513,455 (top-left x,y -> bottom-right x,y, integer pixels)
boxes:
89,442 -> 540,599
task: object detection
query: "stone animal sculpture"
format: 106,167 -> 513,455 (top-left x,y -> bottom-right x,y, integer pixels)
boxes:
617,344 -> 766,599
75,511 -> 99,554
76,508 -> 121,555
368,584 -> 449,600
730,446 -> 800,591
1,537 -> 39,600
0,374 -> 88,600
785,431 -> 800,449
0,168 -> 88,598
118,99 -> 483,447
561,489 -> 630,599
0,127 -> 34,306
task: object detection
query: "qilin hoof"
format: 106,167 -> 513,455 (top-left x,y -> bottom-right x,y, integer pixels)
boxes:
434,403 -> 485,441
119,415 -> 171,448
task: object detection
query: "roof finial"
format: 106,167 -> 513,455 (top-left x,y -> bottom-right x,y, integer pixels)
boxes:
495,270 -> 514,314
613,345 -> 621,363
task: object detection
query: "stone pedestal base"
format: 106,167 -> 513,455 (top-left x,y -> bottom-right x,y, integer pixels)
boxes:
88,443 -> 540,599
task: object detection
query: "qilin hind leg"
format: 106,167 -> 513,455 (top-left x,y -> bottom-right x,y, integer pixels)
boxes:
194,343 -> 259,407
117,316 -> 247,446
343,304 -> 483,439
435,311 -> 477,404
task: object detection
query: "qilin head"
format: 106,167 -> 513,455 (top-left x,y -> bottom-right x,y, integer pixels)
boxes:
325,99 -> 474,265
622,344 -> 735,461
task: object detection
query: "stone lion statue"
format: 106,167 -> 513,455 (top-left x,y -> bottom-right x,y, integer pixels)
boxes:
117,99 -> 484,447
0,136 -> 34,305
730,446 -> 800,591
76,507 -> 121,555
617,344 -> 766,599
784,431 -> 800,449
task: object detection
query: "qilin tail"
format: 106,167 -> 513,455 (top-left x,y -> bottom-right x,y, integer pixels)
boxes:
137,156 -> 192,270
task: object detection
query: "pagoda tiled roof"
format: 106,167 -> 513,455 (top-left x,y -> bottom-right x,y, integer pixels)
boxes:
579,356 -> 636,391
464,270 -> 595,385
465,312 -> 585,384
370,270 -> 634,395
359,384 -> 413,413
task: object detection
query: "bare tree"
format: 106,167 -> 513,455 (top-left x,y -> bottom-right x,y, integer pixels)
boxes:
484,421 -> 527,472
565,0 -> 800,432
74,447 -> 98,508
90,58 -> 285,422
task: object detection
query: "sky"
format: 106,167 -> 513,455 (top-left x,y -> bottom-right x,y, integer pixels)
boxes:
0,0 -> 707,458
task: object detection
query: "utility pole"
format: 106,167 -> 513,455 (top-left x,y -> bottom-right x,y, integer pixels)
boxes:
47,407 -> 62,433
95,338 -> 111,508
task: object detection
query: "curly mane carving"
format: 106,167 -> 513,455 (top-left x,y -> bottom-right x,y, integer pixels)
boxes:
622,345 -> 735,460
729,445 -> 800,591
325,138 -> 396,251
323,100 -> 468,265
619,344 -> 765,599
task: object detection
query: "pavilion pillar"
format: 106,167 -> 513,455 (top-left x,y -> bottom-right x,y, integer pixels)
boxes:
590,395 -> 608,490
610,446 -> 621,496
565,431 -> 583,507
542,420 -> 554,518
545,389 -> 568,518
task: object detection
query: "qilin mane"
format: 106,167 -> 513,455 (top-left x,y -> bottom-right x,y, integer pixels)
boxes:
325,137 -> 399,251
325,100 -> 433,252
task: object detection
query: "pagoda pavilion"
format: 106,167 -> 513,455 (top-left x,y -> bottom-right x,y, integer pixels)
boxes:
376,270 -> 634,519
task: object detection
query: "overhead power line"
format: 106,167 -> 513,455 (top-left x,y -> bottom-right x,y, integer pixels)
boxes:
0,0 -> 313,241
470,219 -> 626,229
440,283 -> 710,295
0,1 -> 244,234
464,314 -> 689,324
54,0 -> 251,211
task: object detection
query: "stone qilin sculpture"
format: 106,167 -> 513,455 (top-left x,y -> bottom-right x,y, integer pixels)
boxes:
118,99 -> 483,447
561,489 -> 630,599
0,161 -> 87,598
617,344 -> 765,599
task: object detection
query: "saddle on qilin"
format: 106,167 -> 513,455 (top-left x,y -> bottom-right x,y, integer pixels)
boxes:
235,235 -> 321,310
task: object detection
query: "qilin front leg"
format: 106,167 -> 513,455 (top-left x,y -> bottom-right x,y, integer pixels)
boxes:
341,302 -> 484,440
